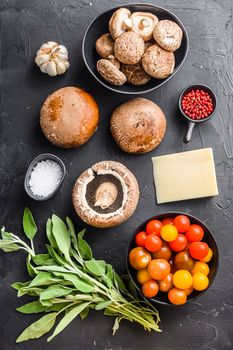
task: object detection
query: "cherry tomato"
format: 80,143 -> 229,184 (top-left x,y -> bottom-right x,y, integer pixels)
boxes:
145,234 -> 162,253
191,261 -> 210,276
169,234 -> 187,252
162,217 -> 174,225
184,286 -> 193,296
135,231 -> 147,247
152,241 -> 172,261
192,272 -> 209,291
168,288 -> 187,305
136,268 -> 151,284
148,259 -> 170,280
174,251 -> 195,272
158,273 -> 173,292
201,247 -> 213,263
146,220 -> 163,237
173,270 -> 193,289
169,258 -> 176,274
129,247 -> 151,270
185,224 -> 204,242
189,242 -> 209,260
142,280 -> 159,298
161,225 -> 178,242
174,215 -> 190,233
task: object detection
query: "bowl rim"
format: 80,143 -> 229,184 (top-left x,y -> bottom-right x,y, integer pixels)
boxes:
126,211 -> 219,307
178,84 -> 217,123
24,153 -> 66,201
82,2 -> 190,95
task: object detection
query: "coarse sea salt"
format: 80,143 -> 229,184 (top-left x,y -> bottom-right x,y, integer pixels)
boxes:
29,159 -> 63,197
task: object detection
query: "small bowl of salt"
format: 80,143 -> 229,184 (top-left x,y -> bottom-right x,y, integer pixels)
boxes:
24,153 -> 66,201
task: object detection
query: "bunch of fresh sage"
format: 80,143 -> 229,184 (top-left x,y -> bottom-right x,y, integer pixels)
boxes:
0,208 -> 160,343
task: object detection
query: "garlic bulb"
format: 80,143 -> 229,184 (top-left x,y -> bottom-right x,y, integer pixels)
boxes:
35,41 -> 69,77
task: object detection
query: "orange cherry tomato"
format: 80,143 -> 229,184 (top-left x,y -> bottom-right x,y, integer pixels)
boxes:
168,288 -> 187,305
184,286 -> 193,296
135,231 -> 147,247
146,220 -> 163,237
129,247 -> 151,270
142,280 -> 159,298
201,247 -> 213,263
161,217 -> 174,225
189,242 -> 209,260
158,273 -> 173,292
152,241 -> 172,261
174,215 -> 190,233
174,251 -> 195,272
136,268 -> 151,284
191,261 -> 210,276
145,234 -> 162,253
185,224 -> 204,242
148,259 -> 170,280
169,234 -> 187,252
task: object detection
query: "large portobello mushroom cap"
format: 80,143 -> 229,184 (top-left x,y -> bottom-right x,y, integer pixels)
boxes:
72,161 -> 139,228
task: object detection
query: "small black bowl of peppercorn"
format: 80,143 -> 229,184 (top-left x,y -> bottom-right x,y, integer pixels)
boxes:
178,84 -> 217,143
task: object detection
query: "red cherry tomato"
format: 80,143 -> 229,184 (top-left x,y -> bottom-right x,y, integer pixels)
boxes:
174,215 -> 190,233
161,217 -> 174,225
158,273 -> 173,292
148,259 -> 170,280
145,234 -> 162,253
185,224 -> 204,242
168,288 -> 187,305
146,220 -> 163,237
129,247 -> 151,270
169,234 -> 187,252
135,231 -> 147,247
189,242 -> 209,260
142,280 -> 159,298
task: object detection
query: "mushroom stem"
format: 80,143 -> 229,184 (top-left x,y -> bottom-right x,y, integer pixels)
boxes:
141,19 -> 150,28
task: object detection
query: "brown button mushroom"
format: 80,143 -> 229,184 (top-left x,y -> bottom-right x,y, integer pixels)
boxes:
97,59 -> 126,86
40,87 -> 99,148
114,31 -> 145,65
95,33 -> 114,58
110,98 -> 166,154
131,12 -> 159,41
153,20 -> 183,52
72,160 -> 139,228
142,43 -> 175,79
121,62 -> 151,85
109,8 -> 132,39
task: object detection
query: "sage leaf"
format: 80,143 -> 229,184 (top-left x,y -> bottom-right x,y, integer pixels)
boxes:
51,215 -> 70,260
17,301 -> 49,314
0,240 -> 20,252
49,303 -> 71,312
23,207 -> 37,240
11,281 -> 30,290
26,254 -> 38,277
1,229 -> 14,240
85,259 -> 106,277
95,300 -> 112,311
66,217 -> 79,252
77,231 -> 92,260
46,219 -> 57,248
105,264 -> 114,288
47,302 -> 90,342
46,245 -> 68,267
114,272 -> 127,293
80,307 -> 89,320
16,312 -> 57,343
40,285 -> 74,301
33,254 -> 55,266
18,287 -> 43,297
52,272 -> 94,293
29,272 -> 61,287
112,316 -> 121,335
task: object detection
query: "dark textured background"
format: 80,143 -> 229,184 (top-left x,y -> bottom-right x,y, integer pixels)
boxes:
1,0 -> 233,349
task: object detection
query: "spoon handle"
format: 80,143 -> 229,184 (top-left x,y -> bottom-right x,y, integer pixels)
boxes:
183,122 -> 196,143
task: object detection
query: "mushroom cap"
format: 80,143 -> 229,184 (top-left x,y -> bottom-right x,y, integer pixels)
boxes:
107,55 -> 121,70
95,33 -> 114,58
110,98 -> 166,154
153,20 -> 183,52
72,160 -> 139,228
142,43 -> 175,79
114,31 -> 145,65
109,8 -> 132,39
40,87 -> 99,148
97,59 -> 126,86
131,12 -> 159,41
121,62 -> 151,85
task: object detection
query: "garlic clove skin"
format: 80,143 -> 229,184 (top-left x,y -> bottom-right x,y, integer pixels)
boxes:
35,53 -> 50,66
46,61 -> 57,76
55,60 -> 67,75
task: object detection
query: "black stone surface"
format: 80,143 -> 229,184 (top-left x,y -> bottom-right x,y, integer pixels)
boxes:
1,1 -> 233,349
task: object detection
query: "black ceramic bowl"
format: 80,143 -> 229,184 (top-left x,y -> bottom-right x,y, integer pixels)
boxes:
178,84 -> 217,143
126,212 -> 219,306
82,3 -> 189,95
24,153 -> 66,201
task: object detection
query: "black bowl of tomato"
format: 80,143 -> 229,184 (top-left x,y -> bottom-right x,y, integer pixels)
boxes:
126,212 -> 219,306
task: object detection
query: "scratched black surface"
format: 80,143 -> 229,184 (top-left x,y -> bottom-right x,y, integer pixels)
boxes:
1,1 -> 233,349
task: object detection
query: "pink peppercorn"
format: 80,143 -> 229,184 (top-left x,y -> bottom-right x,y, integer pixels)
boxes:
181,89 -> 214,120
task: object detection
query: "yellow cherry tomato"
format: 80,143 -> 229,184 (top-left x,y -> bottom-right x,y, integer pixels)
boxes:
201,248 -> 213,263
136,268 -> 151,284
191,261 -> 210,276
173,270 -> 193,289
192,272 -> 209,291
161,224 -> 178,242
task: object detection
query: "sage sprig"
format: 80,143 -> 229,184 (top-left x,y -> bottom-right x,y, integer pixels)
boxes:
0,209 -> 161,343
